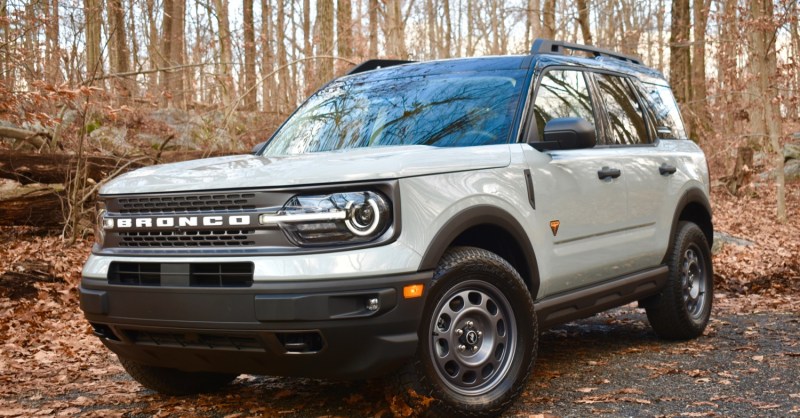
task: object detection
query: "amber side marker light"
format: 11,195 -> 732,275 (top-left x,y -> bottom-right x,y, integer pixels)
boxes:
403,284 -> 424,299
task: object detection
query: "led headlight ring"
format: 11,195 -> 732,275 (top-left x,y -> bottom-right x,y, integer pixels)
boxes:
345,198 -> 381,236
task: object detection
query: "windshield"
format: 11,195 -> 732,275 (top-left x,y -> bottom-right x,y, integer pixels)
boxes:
262,69 -> 527,156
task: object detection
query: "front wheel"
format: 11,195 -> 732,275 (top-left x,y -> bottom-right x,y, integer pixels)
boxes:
645,221 -> 714,340
398,246 -> 537,417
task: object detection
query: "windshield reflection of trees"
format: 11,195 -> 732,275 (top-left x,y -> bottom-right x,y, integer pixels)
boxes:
265,73 -> 523,155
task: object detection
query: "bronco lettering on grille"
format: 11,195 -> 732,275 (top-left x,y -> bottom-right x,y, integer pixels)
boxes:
110,215 -> 251,229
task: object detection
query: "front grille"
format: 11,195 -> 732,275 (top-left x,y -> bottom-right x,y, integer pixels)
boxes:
116,193 -> 258,214
125,330 -> 265,351
118,230 -> 256,247
108,262 -> 254,287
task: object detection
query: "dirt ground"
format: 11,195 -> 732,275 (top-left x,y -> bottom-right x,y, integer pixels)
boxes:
1,293 -> 798,418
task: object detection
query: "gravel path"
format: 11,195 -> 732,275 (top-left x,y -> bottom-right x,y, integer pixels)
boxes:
508,306 -> 800,417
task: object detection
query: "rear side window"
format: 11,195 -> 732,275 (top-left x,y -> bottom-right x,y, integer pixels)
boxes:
594,74 -> 650,145
639,83 -> 687,140
533,70 -> 595,140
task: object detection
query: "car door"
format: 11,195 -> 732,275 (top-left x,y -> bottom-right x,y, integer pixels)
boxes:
522,68 -> 634,296
588,72 -> 678,272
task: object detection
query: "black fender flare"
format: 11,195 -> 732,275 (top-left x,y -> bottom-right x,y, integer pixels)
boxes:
418,205 -> 540,298
662,187 -> 713,263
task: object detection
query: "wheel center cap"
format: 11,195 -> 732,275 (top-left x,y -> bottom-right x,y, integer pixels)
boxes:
689,281 -> 700,299
465,330 -> 479,345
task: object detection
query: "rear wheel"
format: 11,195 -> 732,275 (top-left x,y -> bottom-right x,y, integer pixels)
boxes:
119,356 -> 238,395
645,221 -> 713,340
398,246 -> 537,417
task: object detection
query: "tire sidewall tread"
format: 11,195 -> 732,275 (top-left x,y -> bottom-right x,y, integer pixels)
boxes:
646,221 -> 714,340
397,246 -> 537,417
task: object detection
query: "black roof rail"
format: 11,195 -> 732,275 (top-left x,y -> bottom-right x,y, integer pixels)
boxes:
530,38 -> 642,65
347,59 -> 415,75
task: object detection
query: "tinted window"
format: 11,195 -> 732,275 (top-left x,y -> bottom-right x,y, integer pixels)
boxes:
533,70 -> 595,140
639,83 -> 687,139
262,70 -> 526,156
594,74 -> 650,145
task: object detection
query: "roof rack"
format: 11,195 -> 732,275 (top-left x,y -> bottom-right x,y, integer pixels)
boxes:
530,39 -> 641,65
347,59 -> 415,75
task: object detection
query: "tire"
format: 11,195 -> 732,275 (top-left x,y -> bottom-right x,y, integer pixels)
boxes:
397,246 -> 537,417
645,221 -> 713,340
118,356 -> 238,395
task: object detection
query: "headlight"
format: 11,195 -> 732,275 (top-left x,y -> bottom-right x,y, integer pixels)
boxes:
94,200 -> 108,247
259,191 -> 391,246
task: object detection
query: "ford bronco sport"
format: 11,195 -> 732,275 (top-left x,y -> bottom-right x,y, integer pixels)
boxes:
81,39 -> 713,416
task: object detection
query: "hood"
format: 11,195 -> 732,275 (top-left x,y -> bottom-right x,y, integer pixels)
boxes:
100,145 -> 511,195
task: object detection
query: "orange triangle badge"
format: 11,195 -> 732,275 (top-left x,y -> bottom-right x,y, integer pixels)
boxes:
549,220 -> 560,236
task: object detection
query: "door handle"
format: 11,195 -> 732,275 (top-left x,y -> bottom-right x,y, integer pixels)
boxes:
659,163 -> 677,176
597,166 -> 621,180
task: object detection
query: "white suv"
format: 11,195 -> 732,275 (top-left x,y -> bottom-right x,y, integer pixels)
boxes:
81,40 -> 713,417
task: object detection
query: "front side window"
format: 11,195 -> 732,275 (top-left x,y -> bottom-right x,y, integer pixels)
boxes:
532,69 -> 595,140
594,74 -> 650,145
261,70 -> 527,156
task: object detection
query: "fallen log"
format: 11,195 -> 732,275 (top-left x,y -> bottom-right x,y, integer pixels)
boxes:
0,183 -> 65,227
0,126 -> 51,149
0,151 -> 144,185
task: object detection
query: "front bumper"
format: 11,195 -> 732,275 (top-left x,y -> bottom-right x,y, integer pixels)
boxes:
80,271 -> 432,379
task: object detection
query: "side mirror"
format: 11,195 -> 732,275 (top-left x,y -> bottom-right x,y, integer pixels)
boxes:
251,141 -> 267,155
537,117 -> 596,150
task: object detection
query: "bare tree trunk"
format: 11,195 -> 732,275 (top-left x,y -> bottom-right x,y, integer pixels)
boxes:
145,0 -> 159,94
276,0 -> 290,111
45,0 -> 60,84
169,0 -> 186,108
618,0 -> 642,55
302,0 -> 313,95
690,0 -> 711,142
497,2 -> 507,53
243,0 -> 257,110
0,0 -> 7,86
22,2 -> 38,85
748,0 -> 786,222
669,0 -> 691,123
466,0 -> 474,55
426,0 -> 437,58
576,0 -> 592,45
789,0 -> 799,120
316,0 -> 334,82
440,0 -> 452,57
337,0 -> 353,73
542,0 -> 556,39
84,0 -> 103,81
368,0 -> 378,56
160,0 -> 174,104
288,2 -> 299,106
213,0 -> 234,108
717,0 -> 737,133
656,0 -> 665,72
127,0 -> 139,98
490,1 -> 500,54
385,0 -> 407,58
261,0 -> 273,111
109,0 -> 131,101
